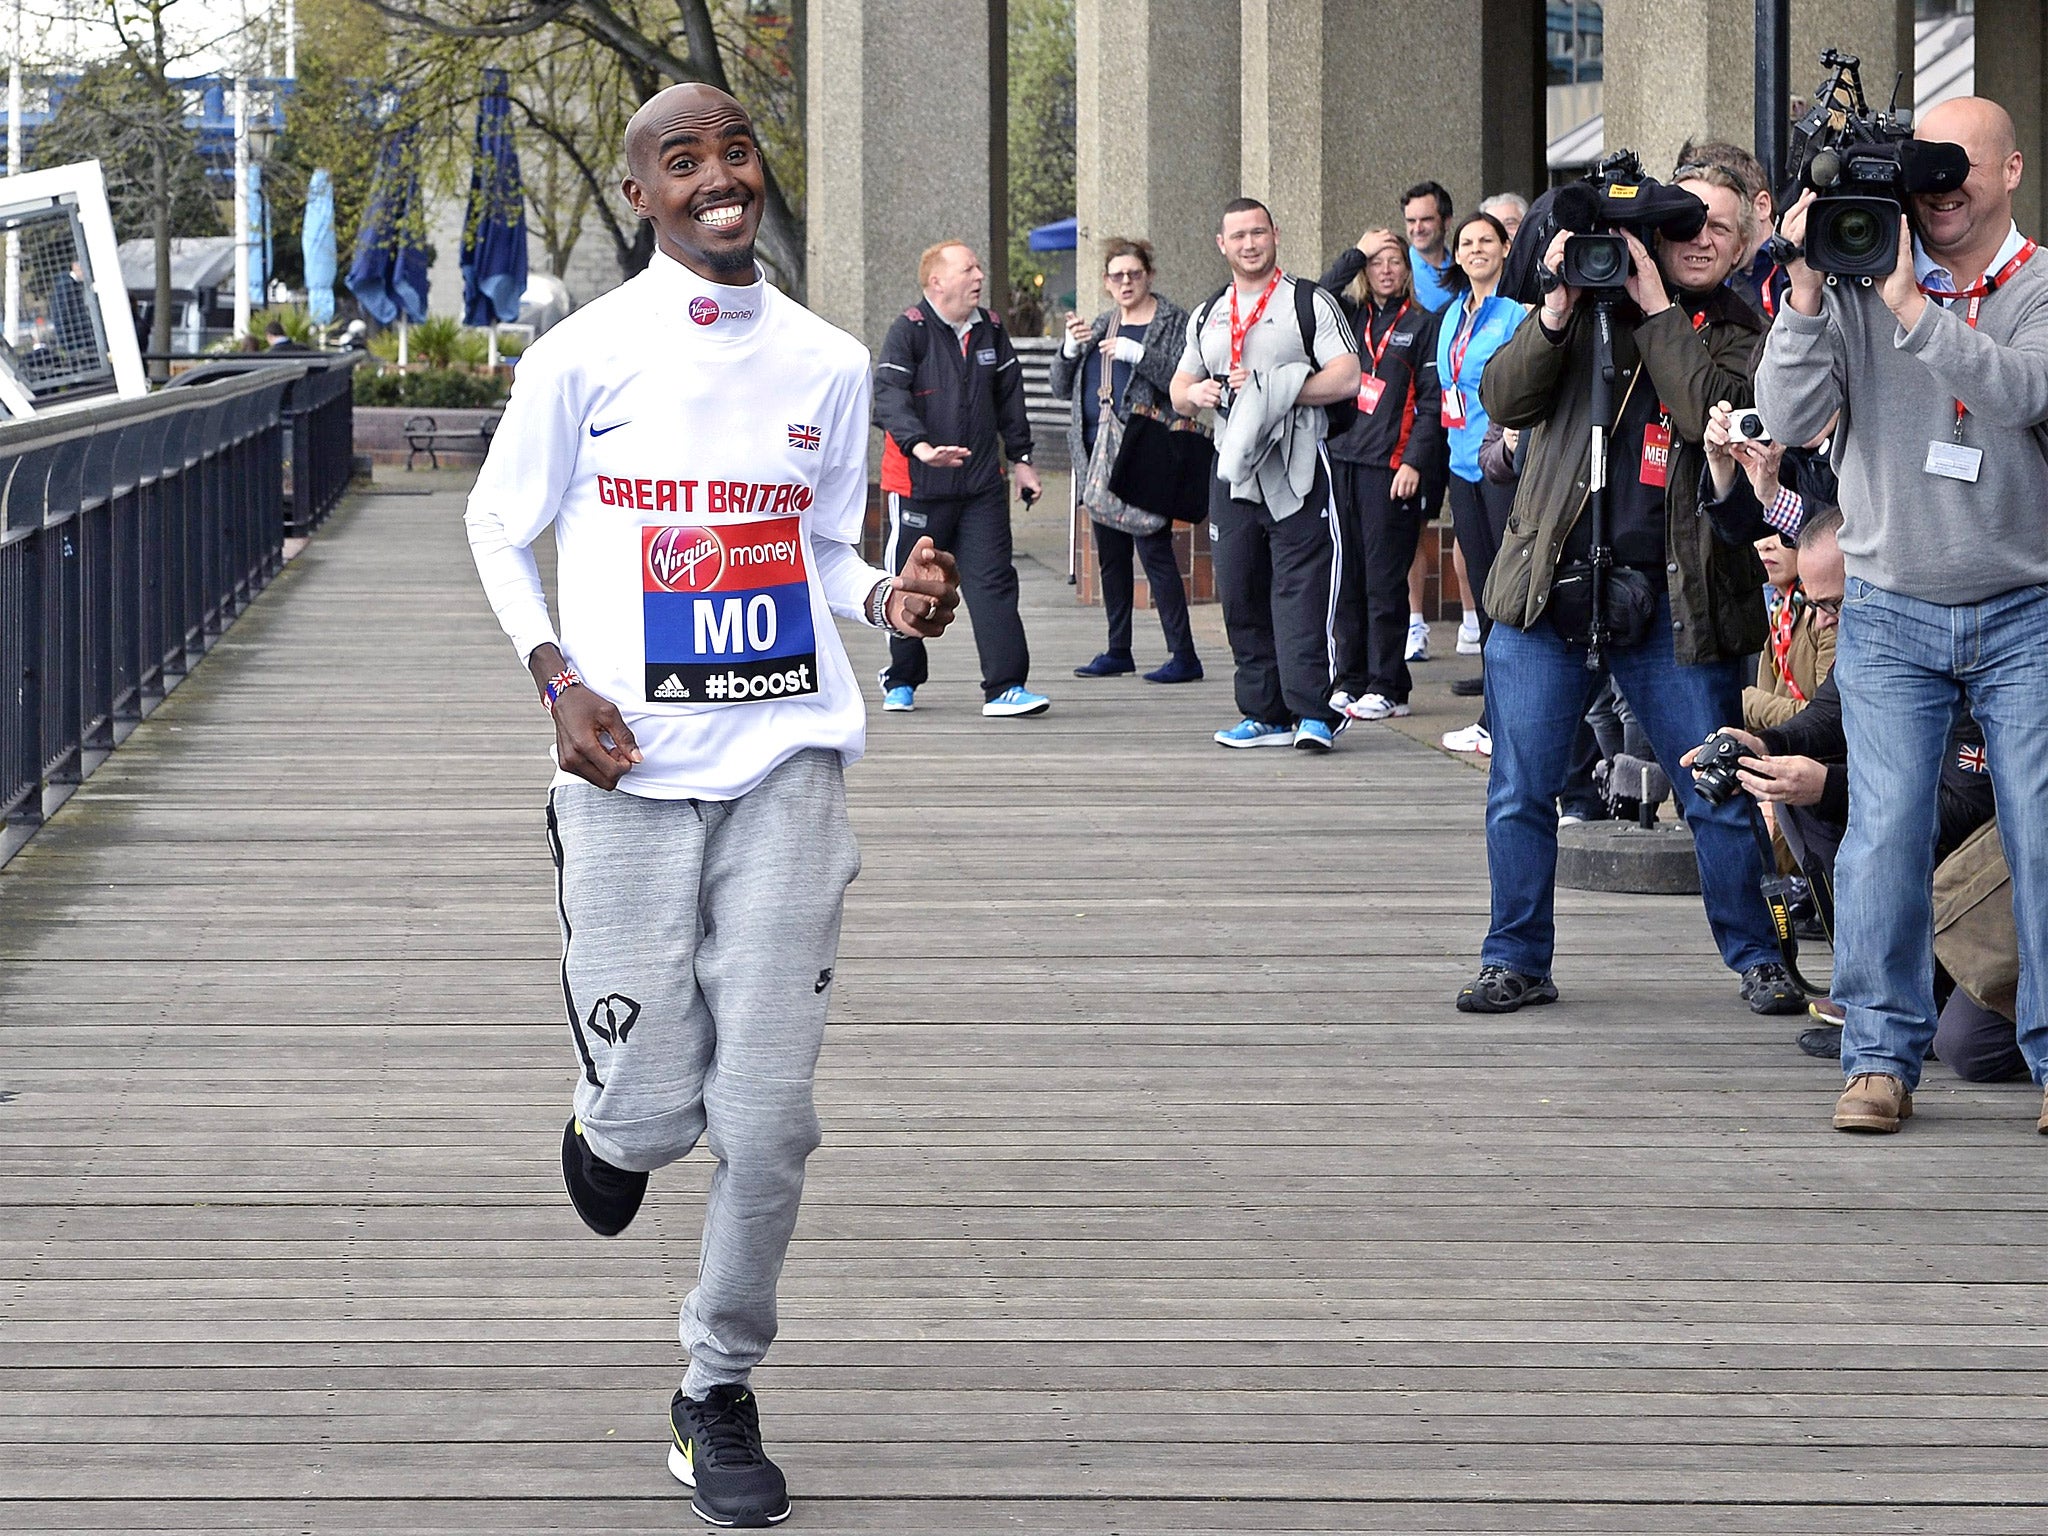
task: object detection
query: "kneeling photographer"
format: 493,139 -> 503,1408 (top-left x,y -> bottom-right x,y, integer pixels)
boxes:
1754,81 -> 2048,1135
1680,510 -> 2001,1072
1457,158 -> 1794,1017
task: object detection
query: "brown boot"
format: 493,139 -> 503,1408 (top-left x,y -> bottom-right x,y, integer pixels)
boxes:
1834,1073 -> 1913,1133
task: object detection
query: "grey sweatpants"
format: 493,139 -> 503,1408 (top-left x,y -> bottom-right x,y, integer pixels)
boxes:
545,748 -> 860,1397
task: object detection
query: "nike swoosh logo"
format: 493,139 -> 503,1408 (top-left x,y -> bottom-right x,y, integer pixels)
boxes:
588,420 -> 629,437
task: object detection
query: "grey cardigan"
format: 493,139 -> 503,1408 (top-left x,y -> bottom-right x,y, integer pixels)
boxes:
1046,296 -> 1191,473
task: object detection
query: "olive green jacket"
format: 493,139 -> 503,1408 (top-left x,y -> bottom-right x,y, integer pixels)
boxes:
1478,289 -> 1768,665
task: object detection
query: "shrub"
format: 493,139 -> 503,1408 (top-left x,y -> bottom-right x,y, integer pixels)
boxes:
352,368 -> 507,408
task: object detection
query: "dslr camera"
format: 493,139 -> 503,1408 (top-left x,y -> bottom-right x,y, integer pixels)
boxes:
1552,150 -> 1712,294
1781,49 -> 1970,279
1689,729 -> 1757,807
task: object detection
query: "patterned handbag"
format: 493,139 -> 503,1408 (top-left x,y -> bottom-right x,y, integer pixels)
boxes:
1080,337 -> 1168,536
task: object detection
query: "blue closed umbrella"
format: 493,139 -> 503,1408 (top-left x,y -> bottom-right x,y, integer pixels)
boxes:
461,69 -> 528,327
303,169 -> 337,326
346,125 -> 429,325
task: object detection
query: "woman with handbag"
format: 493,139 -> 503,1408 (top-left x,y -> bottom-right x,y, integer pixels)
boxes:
1050,238 -> 1203,684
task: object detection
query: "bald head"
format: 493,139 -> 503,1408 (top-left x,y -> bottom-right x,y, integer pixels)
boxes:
625,83 -> 752,181
1917,97 -> 2018,163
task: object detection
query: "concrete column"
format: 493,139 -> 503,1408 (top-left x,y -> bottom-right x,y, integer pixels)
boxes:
1074,0 -> 1239,307
1604,0 -> 1911,184
1237,0 -> 1542,278
1975,0 -> 2048,237
806,0 -> 997,353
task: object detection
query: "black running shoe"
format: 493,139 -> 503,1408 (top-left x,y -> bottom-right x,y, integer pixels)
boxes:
1455,964 -> 1558,1014
560,1117 -> 647,1237
1741,961 -> 1806,1016
669,1384 -> 790,1527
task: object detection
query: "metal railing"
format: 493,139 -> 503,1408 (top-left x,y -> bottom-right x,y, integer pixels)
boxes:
0,363 -> 353,863
168,353 -> 363,536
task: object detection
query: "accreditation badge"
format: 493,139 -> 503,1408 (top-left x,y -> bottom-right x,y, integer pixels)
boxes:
1439,385 -> 1467,429
1639,421 -> 1672,489
1357,375 -> 1387,415
641,515 -> 821,705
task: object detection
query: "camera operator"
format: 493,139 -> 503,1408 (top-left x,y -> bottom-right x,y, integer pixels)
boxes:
1754,95 -> 2048,1135
1456,164 -> 1794,1017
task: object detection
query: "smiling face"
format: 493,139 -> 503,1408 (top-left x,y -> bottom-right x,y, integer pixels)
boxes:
621,85 -> 765,283
1403,196 -> 1444,256
1912,97 -> 2022,262
1217,208 -> 1278,283
1662,180 -> 1745,294
1454,219 -> 1506,288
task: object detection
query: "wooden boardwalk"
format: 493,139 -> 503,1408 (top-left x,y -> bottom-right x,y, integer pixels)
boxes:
2,474 -> 2045,1535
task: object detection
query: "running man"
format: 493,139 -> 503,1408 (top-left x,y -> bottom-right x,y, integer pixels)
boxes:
464,83 -> 960,1529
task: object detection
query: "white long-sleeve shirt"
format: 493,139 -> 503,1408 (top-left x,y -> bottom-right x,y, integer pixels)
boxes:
465,251 -> 888,801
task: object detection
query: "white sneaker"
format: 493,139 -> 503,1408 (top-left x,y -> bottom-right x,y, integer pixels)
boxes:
1441,723 -> 1492,755
1343,692 -> 1412,721
1405,616 -> 1430,663
1328,689 -> 1356,715
1457,615 -> 1482,655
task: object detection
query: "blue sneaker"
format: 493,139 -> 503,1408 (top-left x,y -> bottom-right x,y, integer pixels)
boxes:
1214,718 -> 1293,748
1293,718 -> 1335,752
982,686 -> 1050,718
882,685 -> 916,712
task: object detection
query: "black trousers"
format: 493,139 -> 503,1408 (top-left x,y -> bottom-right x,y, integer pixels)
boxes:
1447,472 -> 1515,730
1092,518 -> 1195,659
1208,461 -> 1340,728
883,484 -> 1030,700
1329,459 -> 1427,703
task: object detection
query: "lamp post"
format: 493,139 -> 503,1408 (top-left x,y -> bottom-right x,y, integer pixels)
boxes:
5,0 -> 22,346
233,75 -> 250,341
1755,0 -> 1790,191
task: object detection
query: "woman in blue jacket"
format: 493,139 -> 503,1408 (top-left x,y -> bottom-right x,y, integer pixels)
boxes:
1434,210 -> 1527,755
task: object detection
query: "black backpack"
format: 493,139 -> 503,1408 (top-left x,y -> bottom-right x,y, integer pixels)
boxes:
1195,276 -> 1359,438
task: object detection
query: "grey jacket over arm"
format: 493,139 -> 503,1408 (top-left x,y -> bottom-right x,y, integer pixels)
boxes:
1047,297 -> 1190,471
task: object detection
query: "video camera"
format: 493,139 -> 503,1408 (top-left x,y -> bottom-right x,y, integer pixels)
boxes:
1551,150 -> 1710,293
1780,49 -> 1970,279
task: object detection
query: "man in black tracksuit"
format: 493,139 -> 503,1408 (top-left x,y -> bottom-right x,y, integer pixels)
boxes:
1319,233 -> 1445,714
873,241 -> 1046,716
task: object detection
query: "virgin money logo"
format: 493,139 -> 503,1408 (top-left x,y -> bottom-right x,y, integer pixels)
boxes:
646,525 -> 723,592
688,295 -> 721,326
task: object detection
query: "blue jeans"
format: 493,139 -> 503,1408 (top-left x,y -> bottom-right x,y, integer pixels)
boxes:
1481,597 -> 1780,980
1833,577 -> 2048,1090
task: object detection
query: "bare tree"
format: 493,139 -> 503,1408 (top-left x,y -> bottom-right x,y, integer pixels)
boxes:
359,0 -> 805,292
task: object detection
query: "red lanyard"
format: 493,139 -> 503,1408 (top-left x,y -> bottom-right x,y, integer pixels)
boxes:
1760,265 -> 1781,319
1228,272 -> 1282,370
1362,299 -> 1410,377
1919,239 -> 2038,431
1447,299 -> 1484,384
1768,587 -> 1807,704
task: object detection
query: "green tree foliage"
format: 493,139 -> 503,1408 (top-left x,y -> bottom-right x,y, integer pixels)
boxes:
28,63 -> 223,240
267,0 -> 391,291
1007,0 -> 1074,316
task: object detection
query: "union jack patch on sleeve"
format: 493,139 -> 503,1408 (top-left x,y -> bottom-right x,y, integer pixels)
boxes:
788,423 -> 821,451
1957,742 -> 1988,774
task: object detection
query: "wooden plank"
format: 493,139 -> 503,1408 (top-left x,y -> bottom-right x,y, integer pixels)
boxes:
2,478 -> 2045,1533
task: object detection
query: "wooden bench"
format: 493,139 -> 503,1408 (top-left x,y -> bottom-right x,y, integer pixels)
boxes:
402,412 -> 500,470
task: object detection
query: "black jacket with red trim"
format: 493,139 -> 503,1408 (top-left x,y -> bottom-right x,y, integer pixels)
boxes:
874,298 -> 1032,499
1316,248 -> 1445,475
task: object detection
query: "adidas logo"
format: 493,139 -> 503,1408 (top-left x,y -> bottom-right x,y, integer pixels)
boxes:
654,673 -> 690,700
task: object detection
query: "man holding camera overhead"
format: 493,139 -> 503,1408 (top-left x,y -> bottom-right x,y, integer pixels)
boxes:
1756,95 -> 2048,1137
1453,161 -> 1792,1018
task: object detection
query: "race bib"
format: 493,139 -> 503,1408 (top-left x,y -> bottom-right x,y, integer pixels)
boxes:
1640,421 -> 1671,488
1357,375 -> 1387,415
641,516 -> 819,705
1440,386 -> 1467,429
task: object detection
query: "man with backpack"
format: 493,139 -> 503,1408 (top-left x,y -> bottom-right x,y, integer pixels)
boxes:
1170,198 -> 1361,751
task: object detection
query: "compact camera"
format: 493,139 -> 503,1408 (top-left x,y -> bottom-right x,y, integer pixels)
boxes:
1690,730 -> 1757,807
1783,49 -> 1970,278
1729,410 -> 1771,445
